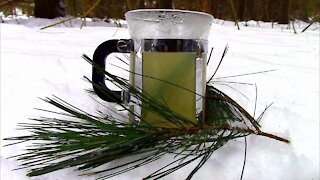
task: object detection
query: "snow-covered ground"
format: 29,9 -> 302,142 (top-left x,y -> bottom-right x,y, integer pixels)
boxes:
1,17 -> 319,180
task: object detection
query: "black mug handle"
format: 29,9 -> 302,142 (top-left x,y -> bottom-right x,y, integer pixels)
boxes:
92,39 -> 133,103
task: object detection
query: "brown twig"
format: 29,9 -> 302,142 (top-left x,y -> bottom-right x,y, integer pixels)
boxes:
156,124 -> 290,144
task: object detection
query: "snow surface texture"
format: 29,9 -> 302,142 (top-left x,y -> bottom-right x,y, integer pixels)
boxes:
1,17 -> 319,180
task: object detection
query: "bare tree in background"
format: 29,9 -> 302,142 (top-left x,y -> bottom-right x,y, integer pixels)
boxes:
34,0 -> 66,19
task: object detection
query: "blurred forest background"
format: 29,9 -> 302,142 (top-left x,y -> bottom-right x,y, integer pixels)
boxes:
0,0 -> 319,24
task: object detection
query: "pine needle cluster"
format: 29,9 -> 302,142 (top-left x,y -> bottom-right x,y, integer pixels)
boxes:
4,53 -> 289,179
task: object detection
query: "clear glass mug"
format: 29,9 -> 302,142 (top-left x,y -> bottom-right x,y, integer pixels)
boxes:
92,9 -> 213,126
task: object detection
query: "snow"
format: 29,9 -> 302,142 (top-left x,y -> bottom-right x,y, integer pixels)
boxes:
1,17 -> 319,180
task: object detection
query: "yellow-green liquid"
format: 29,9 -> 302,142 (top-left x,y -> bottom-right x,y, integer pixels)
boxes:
141,52 -> 196,127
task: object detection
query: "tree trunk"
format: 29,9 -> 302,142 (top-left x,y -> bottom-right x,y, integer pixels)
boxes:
267,0 -> 277,22
158,0 -> 172,9
34,0 -> 66,19
126,0 -> 144,10
277,0 -> 290,24
262,0 -> 270,22
199,0 -> 211,14
237,0 -> 245,21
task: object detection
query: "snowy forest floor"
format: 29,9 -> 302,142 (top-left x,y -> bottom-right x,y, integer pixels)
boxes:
1,17 -> 319,180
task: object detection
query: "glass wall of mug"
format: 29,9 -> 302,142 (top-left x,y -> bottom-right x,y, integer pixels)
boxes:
124,9 -> 213,127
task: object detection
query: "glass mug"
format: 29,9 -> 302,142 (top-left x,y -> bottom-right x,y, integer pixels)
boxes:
92,9 -> 213,126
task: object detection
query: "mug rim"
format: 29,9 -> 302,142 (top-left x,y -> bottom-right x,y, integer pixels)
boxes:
125,9 -> 214,20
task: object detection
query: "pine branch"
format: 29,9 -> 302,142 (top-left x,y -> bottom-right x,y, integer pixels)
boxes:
4,53 -> 290,179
